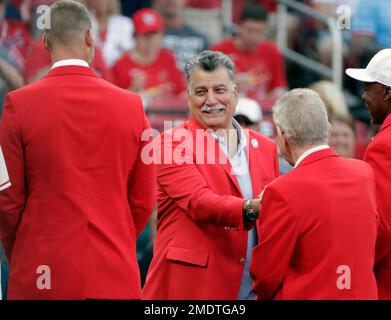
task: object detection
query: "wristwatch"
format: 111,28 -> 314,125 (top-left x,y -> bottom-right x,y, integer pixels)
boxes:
243,199 -> 259,223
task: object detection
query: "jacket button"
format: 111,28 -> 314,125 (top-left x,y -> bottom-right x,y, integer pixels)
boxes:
240,258 -> 246,265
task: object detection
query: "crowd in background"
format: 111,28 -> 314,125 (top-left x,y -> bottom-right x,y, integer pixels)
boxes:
0,0 -> 387,295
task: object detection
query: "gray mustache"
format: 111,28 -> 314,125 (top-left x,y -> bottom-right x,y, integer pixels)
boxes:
200,105 -> 226,113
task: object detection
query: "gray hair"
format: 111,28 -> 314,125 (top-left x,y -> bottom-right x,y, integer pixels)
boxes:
185,50 -> 236,89
273,88 -> 329,147
45,0 -> 92,49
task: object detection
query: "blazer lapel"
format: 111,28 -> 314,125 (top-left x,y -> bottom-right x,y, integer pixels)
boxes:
213,137 -> 242,195
248,132 -> 264,198
186,118 -> 242,195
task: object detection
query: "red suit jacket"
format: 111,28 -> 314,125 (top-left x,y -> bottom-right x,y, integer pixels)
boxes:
142,118 -> 279,300
250,148 -> 378,300
364,114 -> 391,299
0,66 -> 156,299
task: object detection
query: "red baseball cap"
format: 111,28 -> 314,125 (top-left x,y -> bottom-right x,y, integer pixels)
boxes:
132,9 -> 164,34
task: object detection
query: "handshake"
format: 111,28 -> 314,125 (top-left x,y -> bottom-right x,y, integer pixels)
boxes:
242,186 -> 268,226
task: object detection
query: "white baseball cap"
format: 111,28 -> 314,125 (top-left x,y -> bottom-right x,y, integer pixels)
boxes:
346,49 -> 391,86
234,96 -> 263,123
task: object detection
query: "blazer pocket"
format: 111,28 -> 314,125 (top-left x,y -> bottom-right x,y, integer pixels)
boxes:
166,246 -> 209,267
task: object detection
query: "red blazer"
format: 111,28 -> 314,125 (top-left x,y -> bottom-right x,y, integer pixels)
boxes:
250,149 -> 378,300
142,118 -> 279,300
0,66 -> 156,300
364,114 -> 391,299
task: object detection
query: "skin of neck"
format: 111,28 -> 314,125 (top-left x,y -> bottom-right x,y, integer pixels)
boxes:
133,46 -> 159,65
234,37 -> 257,53
50,45 -> 90,65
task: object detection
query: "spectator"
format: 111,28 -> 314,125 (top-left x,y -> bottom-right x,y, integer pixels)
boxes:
233,96 -> 262,132
351,0 -> 391,58
211,3 -> 287,106
153,0 -> 209,71
329,115 -> 356,158
309,80 -> 350,119
85,0 -> 134,67
0,0 -> 29,114
112,8 -> 186,106
184,0 -> 222,45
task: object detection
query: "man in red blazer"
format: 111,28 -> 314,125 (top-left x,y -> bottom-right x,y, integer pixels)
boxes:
142,50 -> 280,300
250,89 -> 378,300
346,49 -> 391,299
0,1 -> 155,300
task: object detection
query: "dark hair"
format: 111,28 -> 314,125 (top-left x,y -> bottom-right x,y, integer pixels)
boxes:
185,50 -> 236,85
240,3 -> 268,23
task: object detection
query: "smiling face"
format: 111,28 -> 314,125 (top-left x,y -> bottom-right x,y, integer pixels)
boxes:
329,119 -> 356,158
362,82 -> 391,125
188,66 -> 238,131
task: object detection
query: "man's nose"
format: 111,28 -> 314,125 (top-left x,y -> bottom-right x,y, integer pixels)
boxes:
205,91 -> 218,106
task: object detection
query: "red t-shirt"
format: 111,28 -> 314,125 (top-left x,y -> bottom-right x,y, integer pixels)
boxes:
24,38 -> 113,82
112,49 -> 186,95
211,39 -> 287,101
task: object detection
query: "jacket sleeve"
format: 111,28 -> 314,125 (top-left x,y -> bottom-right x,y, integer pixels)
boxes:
250,185 -> 298,299
365,140 -> 391,264
127,98 -> 156,238
155,130 -> 246,231
0,94 -> 27,263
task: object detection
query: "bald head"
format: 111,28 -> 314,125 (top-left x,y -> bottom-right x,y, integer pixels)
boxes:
44,0 -> 92,50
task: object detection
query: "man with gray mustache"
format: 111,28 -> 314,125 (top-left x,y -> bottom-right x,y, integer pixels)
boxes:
143,50 -> 280,300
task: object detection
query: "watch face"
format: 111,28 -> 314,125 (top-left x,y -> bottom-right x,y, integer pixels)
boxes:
246,208 -> 258,221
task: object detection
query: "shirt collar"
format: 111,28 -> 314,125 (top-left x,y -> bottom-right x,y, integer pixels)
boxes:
51,59 -> 90,70
295,145 -> 330,168
211,118 -> 248,152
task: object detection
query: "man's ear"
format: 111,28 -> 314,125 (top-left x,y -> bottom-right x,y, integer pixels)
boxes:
86,28 -> 94,48
327,122 -> 333,137
43,33 -> 50,51
233,84 -> 239,103
384,86 -> 391,101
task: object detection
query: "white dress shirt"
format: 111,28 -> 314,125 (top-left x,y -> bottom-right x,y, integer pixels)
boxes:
295,145 -> 330,168
51,59 -> 89,70
211,120 -> 256,300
